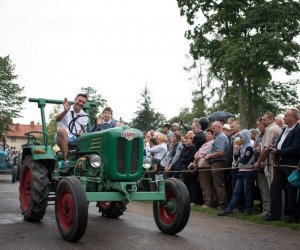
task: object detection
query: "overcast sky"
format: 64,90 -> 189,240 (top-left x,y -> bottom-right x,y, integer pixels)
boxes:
1,0 -> 299,125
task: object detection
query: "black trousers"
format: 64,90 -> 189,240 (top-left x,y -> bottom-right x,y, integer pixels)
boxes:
270,167 -> 299,219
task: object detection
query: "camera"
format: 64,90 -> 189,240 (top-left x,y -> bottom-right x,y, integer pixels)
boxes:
188,163 -> 197,172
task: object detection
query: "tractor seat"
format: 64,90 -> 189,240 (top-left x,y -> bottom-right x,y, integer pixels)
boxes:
68,142 -> 78,149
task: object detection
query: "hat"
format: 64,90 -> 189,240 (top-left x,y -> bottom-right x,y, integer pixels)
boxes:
222,124 -> 231,131
199,117 -> 209,130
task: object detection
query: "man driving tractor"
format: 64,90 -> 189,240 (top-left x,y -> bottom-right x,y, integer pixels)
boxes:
55,93 -> 88,172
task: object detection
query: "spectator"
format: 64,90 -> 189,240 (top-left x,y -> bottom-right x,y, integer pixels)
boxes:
171,123 -> 180,132
218,129 -> 255,216
165,131 -> 184,179
227,117 -> 236,125
181,133 -> 197,205
162,123 -> 173,150
253,112 -> 282,216
145,133 -> 168,172
254,117 -> 268,216
275,114 -> 285,128
205,121 -> 229,209
227,122 -> 241,202
264,108 -> 300,222
222,124 -> 231,138
194,128 -> 217,208
191,121 -> 207,151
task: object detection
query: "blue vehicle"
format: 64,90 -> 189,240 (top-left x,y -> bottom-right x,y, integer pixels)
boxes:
0,148 -> 18,183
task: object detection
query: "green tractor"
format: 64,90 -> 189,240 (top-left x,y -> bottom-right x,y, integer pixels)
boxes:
19,98 -> 191,242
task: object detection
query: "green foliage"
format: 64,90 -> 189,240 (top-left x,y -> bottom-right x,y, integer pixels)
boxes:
168,107 -> 195,134
80,86 -> 107,118
177,0 -> 300,128
130,86 -> 166,131
0,56 -> 26,139
46,104 -> 61,146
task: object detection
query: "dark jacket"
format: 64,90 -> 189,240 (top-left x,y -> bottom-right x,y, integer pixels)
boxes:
92,120 -> 117,132
275,123 -> 300,166
192,131 -> 207,151
181,143 -> 197,169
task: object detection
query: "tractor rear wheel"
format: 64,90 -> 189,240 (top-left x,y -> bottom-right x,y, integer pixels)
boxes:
97,201 -> 128,218
16,156 -> 22,181
19,156 -> 49,222
153,178 -> 190,235
55,176 -> 88,242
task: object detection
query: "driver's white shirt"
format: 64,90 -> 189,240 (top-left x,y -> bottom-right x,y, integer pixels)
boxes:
57,105 -> 88,136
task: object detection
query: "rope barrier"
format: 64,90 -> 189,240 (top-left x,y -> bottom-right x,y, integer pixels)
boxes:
144,163 -> 299,174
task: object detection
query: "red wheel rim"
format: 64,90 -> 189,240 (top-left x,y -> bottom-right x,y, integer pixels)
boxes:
99,201 -> 111,210
58,191 -> 74,230
20,166 -> 32,212
159,188 -> 177,224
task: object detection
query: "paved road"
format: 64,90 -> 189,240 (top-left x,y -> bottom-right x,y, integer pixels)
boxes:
1,175 -> 300,250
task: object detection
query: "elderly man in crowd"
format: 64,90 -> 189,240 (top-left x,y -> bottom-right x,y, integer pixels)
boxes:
264,108 -> 300,222
253,112 -> 282,216
205,121 -> 229,209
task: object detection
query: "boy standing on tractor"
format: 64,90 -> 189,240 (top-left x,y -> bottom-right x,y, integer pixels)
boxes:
55,93 -> 88,171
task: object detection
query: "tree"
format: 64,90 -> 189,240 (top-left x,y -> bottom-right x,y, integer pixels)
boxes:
130,86 -> 166,131
0,56 -> 26,140
46,104 -> 61,146
80,86 -> 107,118
177,0 -> 300,128
188,59 -> 209,118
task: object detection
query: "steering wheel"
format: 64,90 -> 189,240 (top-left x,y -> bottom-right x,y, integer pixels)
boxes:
68,114 -> 97,137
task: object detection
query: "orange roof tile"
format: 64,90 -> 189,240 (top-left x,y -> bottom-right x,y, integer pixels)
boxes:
6,122 -> 43,138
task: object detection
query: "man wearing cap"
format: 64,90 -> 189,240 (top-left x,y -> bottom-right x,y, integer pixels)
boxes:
222,124 -> 231,138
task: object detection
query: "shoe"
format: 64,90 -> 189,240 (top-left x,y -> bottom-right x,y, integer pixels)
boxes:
286,217 -> 299,223
259,212 -> 270,217
58,160 -> 72,174
242,210 -> 251,215
217,205 -> 227,210
217,209 -> 233,216
262,215 -> 279,221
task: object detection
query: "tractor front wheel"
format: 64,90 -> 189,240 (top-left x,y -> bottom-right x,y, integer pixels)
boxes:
153,178 -> 190,235
19,156 -> 49,222
55,176 -> 88,242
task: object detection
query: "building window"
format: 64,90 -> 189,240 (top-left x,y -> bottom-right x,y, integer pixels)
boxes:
11,137 -> 16,142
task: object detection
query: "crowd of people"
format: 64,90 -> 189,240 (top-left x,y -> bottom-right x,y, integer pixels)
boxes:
142,107 -> 300,223
53,93 -> 300,222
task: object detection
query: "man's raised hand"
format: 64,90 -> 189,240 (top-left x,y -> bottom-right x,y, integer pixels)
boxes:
63,98 -> 71,112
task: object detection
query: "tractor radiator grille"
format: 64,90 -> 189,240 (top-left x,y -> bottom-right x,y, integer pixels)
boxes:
117,138 -> 126,174
117,138 -> 139,174
130,139 -> 139,173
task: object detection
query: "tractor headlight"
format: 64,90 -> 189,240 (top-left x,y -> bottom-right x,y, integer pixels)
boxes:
89,154 -> 101,168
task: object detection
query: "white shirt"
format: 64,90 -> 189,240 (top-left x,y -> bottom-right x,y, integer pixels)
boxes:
57,105 -> 88,136
276,124 -> 296,150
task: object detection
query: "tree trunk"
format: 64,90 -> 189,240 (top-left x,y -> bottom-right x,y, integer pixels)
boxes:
239,76 -> 247,129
